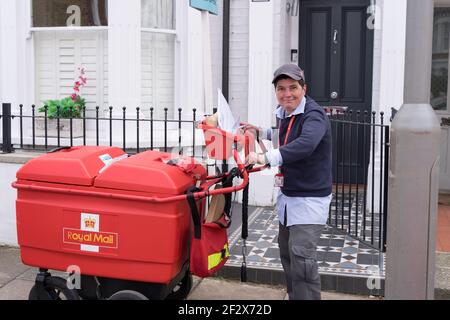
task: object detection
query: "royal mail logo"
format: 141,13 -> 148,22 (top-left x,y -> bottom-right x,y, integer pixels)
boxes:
63,228 -> 118,249
83,217 -> 97,229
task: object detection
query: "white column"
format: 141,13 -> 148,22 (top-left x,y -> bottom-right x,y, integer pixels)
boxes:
0,0 -> 33,111
188,8 -> 205,116
0,1 -> 19,108
376,0 -> 407,117
201,11 -> 214,114
248,0 -> 274,128
108,0 -> 141,111
177,6 -> 206,118
175,2 -> 188,115
367,0 -> 407,213
244,0 -> 277,207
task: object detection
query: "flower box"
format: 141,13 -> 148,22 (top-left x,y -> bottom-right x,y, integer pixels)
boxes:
35,117 -> 83,138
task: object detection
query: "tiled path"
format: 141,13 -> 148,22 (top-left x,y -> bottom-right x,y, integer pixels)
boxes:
226,207 -> 384,279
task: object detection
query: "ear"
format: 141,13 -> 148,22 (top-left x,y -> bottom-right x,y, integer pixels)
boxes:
303,84 -> 308,94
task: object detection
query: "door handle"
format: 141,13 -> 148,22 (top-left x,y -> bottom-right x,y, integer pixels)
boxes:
331,91 -> 339,100
333,29 -> 338,44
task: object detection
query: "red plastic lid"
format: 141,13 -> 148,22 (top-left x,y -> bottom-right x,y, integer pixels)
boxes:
16,146 -> 127,186
94,150 -> 207,195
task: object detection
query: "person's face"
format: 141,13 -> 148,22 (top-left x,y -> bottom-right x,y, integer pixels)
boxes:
275,78 -> 306,115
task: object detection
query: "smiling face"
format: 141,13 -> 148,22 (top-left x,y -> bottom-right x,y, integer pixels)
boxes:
275,78 -> 306,115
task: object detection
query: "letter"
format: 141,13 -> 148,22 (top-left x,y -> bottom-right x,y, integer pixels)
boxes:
84,234 -> 90,242
205,307 -> 212,318
106,235 -> 113,244
66,265 -> 81,290
188,306 -> 195,315
241,305 -> 249,315
264,305 -> 272,315
67,5 -> 81,27
366,266 -> 381,290
366,4 -> 381,31
94,234 -> 101,243
178,305 -> 185,315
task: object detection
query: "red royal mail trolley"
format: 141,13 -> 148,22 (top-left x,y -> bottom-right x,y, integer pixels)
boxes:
12,127 -> 266,300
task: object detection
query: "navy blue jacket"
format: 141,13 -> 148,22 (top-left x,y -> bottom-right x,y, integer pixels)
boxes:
278,96 -> 332,197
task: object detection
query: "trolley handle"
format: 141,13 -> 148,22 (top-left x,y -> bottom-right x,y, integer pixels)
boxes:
192,149 -> 248,199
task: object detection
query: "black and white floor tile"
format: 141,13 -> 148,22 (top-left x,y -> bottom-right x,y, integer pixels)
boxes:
328,193 -> 384,249
226,205 -> 385,279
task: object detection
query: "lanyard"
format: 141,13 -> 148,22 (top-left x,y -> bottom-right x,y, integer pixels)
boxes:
279,115 -> 296,147
277,115 -> 297,174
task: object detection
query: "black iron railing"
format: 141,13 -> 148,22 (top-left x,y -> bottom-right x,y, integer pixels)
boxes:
327,108 -> 390,252
1,103 -> 200,157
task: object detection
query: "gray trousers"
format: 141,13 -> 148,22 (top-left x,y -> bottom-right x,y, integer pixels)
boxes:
278,223 -> 324,300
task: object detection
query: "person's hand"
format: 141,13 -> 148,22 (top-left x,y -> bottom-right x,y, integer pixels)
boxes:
245,152 -> 268,166
239,123 -> 262,137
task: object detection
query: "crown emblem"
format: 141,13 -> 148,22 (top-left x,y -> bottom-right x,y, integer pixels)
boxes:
84,218 -> 96,229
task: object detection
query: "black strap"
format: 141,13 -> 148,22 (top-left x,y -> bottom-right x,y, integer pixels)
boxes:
242,184 -> 249,240
187,186 -> 202,239
222,171 -> 234,219
241,173 -> 249,283
222,167 -> 242,221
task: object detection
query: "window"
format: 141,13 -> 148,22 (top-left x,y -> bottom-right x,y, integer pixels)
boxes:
431,7 -> 450,111
34,31 -> 108,112
141,0 -> 176,119
32,0 -> 108,27
141,0 -> 175,29
32,0 -> 109,112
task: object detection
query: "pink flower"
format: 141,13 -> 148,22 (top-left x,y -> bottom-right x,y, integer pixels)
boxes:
71,66 -> 87,100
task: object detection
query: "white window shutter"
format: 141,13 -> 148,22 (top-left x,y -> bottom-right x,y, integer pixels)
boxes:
35,31 -> 108,113
141,32 -> 175,119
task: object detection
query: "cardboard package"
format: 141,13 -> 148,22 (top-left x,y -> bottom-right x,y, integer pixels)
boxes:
205,113 -> 219,127
205,185 -> 226,223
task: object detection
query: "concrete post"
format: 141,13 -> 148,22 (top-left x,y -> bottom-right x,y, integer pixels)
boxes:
385,0 -> 440,300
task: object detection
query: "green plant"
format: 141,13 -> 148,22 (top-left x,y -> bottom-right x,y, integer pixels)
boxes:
38,67 -> 87,119
38,96 -> 86,119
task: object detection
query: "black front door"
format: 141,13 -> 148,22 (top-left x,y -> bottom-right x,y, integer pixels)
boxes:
299,0 -> 374,184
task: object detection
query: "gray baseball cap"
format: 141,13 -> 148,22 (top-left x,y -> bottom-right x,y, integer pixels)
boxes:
272,64 -> 305,84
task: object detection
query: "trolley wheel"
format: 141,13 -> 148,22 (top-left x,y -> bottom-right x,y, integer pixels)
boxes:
166,272 -> 193,300
77,275 -> 100,300
108,290 -> 148,300
29,276 -> 80,300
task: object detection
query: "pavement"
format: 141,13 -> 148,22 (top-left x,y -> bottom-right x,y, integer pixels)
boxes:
0,246 -> 378,300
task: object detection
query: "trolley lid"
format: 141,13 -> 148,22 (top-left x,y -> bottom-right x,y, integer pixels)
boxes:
94,150 -> 207,195
16,146 -> 127,186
